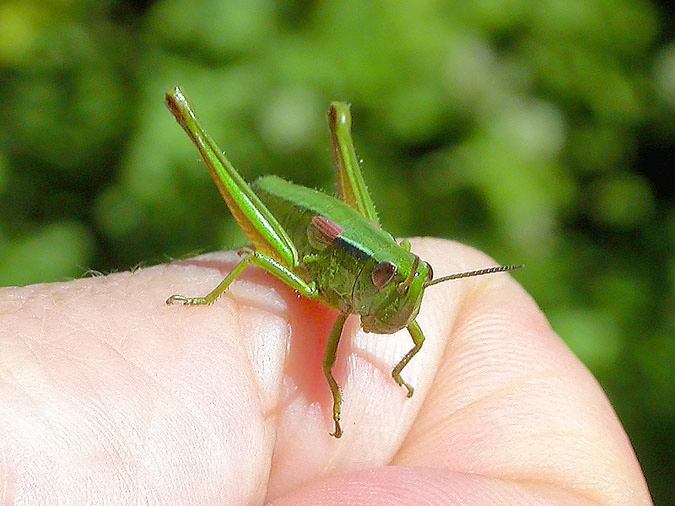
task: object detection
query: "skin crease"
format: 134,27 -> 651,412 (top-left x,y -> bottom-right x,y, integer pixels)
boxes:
0,238 -> 651,505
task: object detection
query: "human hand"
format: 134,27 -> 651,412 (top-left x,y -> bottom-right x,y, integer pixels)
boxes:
0,238 -> 651,504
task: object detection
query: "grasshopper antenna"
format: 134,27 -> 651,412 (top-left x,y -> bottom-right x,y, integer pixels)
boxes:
425,264 -> 524,288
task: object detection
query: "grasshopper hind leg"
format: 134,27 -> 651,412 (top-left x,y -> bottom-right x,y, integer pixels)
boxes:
328,102 -> 380,225
166,249 -> 319,306
166,252 -> 254,305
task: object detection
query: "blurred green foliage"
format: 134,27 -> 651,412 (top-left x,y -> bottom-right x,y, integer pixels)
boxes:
0,0 -> 672,501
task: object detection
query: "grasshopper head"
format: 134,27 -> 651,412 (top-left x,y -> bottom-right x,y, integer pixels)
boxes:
355,254 -> 433,334
352,243 -> 521,335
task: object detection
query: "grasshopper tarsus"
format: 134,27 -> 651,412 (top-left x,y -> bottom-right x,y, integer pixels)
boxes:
393,374 -> 415,397
330,423 -> 343,439
165,295 -> 183,305
166,294 -> 208,305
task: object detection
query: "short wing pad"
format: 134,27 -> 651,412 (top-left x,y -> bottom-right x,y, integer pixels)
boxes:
307,215 -> 343,250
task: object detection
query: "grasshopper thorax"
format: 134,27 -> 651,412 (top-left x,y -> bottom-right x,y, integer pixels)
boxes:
354,252 -> 433,334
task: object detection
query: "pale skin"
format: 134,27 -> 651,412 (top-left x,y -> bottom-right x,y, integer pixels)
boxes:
0,239 -> 651,504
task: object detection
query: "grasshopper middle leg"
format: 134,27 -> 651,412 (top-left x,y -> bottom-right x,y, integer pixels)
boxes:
392,319 -> 426,397
323,311 -> 349,438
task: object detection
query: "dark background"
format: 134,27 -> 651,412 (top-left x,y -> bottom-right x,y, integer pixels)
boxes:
0,1 -> 671,502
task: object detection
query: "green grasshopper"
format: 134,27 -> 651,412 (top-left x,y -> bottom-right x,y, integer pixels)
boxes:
165,87 -> 521,438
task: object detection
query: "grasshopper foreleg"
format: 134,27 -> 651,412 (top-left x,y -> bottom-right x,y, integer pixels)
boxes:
392,320 -> 426,397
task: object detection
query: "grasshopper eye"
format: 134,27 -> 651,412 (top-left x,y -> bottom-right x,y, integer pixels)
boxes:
372,261 -> 397,289
425,262 -> 434,282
